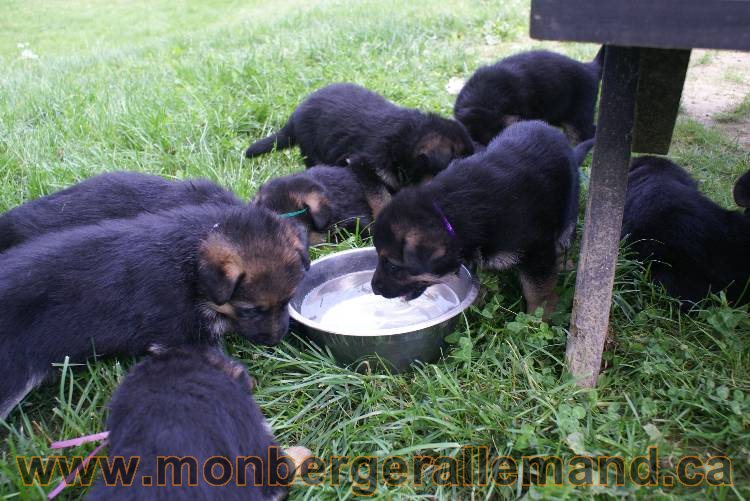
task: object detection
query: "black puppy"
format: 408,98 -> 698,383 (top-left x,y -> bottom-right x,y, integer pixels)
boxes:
622,156 -> 750,305
245,83 -> 474,214
371,121 -> 593,319
0,171 -> 241,252
87,346 -> 310,500
454,48 -> 604,145
0,204 -> 308,419
254,165 -> 375,244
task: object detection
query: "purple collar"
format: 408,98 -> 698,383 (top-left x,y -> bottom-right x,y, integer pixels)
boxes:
432,201 -> 456,238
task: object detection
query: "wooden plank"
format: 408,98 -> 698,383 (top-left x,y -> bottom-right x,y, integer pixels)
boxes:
531,0 -> 750,51
567,46 -> 640,388
632,48 -> 691,154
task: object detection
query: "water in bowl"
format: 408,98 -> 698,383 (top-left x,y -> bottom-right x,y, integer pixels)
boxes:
300,270 -> 460,333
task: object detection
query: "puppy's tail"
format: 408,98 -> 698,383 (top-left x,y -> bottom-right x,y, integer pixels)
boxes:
590,45 -> 606,80
573,138 -> 595,167
245,121 -> 296,158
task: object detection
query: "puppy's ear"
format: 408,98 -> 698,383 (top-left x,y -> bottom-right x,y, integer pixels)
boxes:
302,192 -> 333,231
286,222 -> 310,270
199,236 -> 243,304
733,171 -> 750,208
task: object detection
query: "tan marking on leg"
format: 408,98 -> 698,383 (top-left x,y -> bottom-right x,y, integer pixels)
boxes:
518,272 -> 560,321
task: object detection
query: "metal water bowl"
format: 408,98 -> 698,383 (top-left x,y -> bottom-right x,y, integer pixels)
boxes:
289,247 -> 479,372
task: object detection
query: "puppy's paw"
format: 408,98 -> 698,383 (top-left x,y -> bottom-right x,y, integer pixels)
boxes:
284,446 -> 314,474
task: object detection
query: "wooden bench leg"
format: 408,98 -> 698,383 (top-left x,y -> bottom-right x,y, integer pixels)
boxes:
566,46 -> 640,387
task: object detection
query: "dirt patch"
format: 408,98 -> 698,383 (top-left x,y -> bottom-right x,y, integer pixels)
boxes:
680,50 -> 750,148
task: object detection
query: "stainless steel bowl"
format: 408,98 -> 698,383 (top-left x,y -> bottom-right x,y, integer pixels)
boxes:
289,247 -> 479,372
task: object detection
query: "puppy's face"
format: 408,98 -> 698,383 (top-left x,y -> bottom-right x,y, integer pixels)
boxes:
254,174 -> 333,244
409,117 -> 474,183
371,190 -> 460,299
198,209 -> 309,346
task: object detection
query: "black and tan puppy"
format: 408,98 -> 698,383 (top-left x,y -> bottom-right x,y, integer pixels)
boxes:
0,171 -> 241,252
0,204 -> 308,419
622,156 -> 750,305
245,83 -> 474,214
254,165 -> 374,244
371,121 -> 593,318
454,48 -> 604,145
87,346 -> 311,500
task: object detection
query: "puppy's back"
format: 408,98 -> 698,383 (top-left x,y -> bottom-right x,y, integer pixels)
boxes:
87,347 -> 288,500
492,120 -> 580,241
0,171 -> 240,252
488,120 -> 575,171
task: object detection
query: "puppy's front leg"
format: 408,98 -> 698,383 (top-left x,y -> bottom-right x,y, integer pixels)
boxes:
518,272 -> 559,320
517,244 -> 560,320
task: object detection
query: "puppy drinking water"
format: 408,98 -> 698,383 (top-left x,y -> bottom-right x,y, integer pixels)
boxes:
454,48 -> 604,145
622,156 -> 750,305
0,171 -> 241,252
254,165 -> 375,244
0,204 -> 308,419
371,121 -> 593,319
87,346 -> 311,500
245,83 -> 474,214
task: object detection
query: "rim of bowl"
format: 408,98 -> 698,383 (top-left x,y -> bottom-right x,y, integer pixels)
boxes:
288,247 -> 480,337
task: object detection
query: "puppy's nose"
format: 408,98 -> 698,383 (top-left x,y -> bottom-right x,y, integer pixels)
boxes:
371,278 -> 383,296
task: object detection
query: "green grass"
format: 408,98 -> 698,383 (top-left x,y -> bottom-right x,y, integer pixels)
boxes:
715,94 -> 750,124
1,0 -> 750,499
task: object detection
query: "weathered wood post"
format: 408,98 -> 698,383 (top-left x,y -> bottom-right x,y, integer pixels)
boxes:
566,46 -> 640,387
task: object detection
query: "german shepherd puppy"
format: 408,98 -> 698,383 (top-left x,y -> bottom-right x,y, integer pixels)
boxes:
622,156 -> 750,305
0,204 -> 308,419
454,48 -> 604,145
371,121 -> 593,318
254,165 -> 375,244
87,346 -> 311,500
245,83 -> 474,214
0,171 -> 241,252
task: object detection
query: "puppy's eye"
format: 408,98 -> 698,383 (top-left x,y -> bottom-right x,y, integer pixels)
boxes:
386,261 -> 401,273
235,306 -> 266,319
